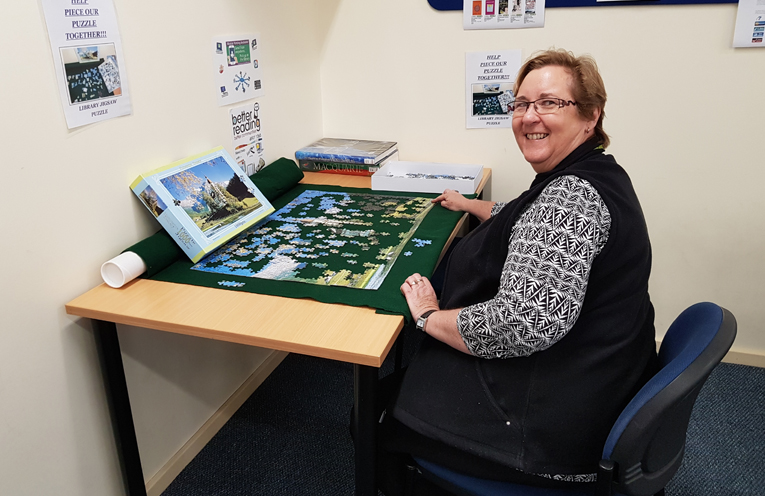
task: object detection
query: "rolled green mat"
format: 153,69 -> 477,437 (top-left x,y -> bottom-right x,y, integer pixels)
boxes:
123,157 -> 303,277
123,229 -> 183,278
248,157 -> 304,201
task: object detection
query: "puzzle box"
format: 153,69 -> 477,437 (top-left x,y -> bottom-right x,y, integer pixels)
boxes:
130,146 -> 274,263
371,161 -> 484,195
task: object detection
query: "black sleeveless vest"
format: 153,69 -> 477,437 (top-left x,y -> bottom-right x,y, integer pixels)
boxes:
392,141 -> 658,476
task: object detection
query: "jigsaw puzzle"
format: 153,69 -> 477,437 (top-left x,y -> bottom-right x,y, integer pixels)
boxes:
192,190 -> 434,290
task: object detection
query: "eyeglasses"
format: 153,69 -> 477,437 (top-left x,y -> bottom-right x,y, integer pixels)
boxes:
510,98 -> 577,115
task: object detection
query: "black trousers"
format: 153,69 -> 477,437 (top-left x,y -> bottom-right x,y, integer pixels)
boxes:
375,368 -> 597,496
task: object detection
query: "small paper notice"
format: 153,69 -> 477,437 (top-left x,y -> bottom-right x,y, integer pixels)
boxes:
465,50 -> 522,129
463,0 -> 544,30
213,34 -> 265,106
41,0 -> 132,129
733,0 -> 765,48
230,101 -> 266,175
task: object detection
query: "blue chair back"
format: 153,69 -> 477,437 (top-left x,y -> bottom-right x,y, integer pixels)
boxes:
411,302 -> 737,496
599,302 -> 737,496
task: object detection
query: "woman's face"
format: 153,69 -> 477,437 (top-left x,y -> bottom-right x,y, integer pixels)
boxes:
512,65 -> 599,174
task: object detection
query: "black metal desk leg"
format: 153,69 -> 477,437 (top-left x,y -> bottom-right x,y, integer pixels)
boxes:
93,320 -> 147,496
353,364 -> 378,496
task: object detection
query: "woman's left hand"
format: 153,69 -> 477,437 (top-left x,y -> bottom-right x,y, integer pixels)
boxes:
400,273 -> 439,320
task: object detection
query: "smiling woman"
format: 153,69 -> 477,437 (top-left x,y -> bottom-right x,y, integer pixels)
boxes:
513,49 -> 609,148
511,65 -> 598,173
378,49 -> 659,494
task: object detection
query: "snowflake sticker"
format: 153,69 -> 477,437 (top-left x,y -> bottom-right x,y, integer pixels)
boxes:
234,71 -> 251,92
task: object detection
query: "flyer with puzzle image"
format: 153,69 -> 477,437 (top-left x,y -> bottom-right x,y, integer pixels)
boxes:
131,147 -> 274,262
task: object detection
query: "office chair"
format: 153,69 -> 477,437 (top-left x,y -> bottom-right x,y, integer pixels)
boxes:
407,302 -> 737,496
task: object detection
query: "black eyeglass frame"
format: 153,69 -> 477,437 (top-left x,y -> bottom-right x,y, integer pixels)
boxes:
510,98 -> 577,115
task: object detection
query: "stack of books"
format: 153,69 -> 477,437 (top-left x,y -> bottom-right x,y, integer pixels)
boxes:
295,138 -> 398,176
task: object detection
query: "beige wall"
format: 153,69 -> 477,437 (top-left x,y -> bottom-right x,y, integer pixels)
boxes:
1,1 -> 762,495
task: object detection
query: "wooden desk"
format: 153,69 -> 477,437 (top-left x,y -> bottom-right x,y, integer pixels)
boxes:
66,170 -> 491,496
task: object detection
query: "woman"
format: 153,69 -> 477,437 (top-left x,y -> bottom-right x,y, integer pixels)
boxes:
384,49 -> 658,491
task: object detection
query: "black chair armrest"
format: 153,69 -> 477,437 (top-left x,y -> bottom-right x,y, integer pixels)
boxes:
596,459 -> 615,496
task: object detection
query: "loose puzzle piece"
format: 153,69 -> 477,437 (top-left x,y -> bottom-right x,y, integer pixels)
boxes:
192,190 -> 434,290
218,280 -> 245,288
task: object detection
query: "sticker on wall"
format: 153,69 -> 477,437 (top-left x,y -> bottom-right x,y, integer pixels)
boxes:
213,34 -> 264,106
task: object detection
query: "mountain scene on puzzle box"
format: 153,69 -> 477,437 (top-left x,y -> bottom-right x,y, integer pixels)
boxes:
131,147 -> 274,263
158,157 -> 264,235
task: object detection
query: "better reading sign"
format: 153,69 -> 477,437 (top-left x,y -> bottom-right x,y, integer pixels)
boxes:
230,101 -> 266,175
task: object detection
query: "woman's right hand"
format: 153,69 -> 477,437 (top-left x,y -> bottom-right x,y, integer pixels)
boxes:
433,189 -> 468,212
433,189 -> 496,223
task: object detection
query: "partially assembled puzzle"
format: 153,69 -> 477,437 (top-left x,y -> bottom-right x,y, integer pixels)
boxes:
191,190 -> 434,290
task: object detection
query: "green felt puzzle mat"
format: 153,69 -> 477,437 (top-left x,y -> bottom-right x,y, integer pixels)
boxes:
125,158 -> 468,318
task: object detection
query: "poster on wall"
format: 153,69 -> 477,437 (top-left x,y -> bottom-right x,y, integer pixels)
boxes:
213,34 -> 264,106
41,0 -> 132,129
463,0 -> 544,30
733,0 -> 765,48
230,101 -> 267,175
465,50 -> 521,129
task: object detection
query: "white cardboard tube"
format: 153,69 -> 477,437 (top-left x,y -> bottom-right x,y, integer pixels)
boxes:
100,251 -> 147,288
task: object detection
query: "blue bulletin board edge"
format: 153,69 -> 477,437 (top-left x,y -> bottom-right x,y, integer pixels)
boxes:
429,0 -> 736,10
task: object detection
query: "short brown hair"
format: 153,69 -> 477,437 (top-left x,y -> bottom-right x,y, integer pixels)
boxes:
514,49 -> 610,148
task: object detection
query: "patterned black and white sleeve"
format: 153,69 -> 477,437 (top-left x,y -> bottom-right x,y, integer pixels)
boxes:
490,201 -> 507,216
457,176 -> 612,359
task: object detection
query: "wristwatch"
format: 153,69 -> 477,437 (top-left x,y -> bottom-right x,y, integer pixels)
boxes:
415,310 -> 437,332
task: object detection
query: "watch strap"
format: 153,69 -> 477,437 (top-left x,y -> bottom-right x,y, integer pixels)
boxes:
416,309 -> 437,332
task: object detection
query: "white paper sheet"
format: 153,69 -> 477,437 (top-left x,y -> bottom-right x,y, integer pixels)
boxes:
213,34 -> 265,106
41,0 -> 132,129
230,101 -> 266,175
733,0 -> 765,48
465,50 -> 522,129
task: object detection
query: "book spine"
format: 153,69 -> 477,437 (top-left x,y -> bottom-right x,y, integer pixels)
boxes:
298,160 -> 382,176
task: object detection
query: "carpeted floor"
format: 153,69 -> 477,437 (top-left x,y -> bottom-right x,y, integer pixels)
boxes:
665,361 -> 765,496
162,333 -> 765,496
